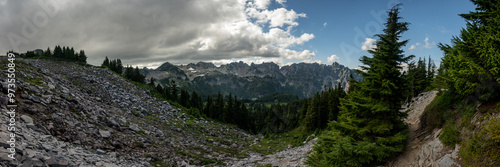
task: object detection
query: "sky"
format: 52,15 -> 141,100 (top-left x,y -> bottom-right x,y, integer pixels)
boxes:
0,0 -> 476,69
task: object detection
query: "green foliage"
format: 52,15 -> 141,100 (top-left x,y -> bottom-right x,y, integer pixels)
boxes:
186,108 -> 203,119
249,92 -> 299,103
307,5 -> 410,166
486,118 -> 500,143
248,128 -> 311,155
460,117 -> 500,166
439,0 -> 500,101
419,90 -> 456,131
404,56 -> 436,99
19,45 -> 87,64
439,123 -> 460,148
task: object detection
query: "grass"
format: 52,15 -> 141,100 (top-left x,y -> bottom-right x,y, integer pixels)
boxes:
176,150 -> 222,166
439,122 -> 460,148
419,90 -> 456,132
149,160 -> 174,167
460,117 -> 500,166
248,127 -> 311,155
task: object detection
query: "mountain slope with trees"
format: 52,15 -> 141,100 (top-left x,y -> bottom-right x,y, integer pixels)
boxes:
143,61 -> 361,99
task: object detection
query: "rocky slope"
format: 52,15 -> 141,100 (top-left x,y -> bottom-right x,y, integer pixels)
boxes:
228,136 -> 316,167
0,58 -> 257,166
144,61 -> 361,99
388,91 -> 461,167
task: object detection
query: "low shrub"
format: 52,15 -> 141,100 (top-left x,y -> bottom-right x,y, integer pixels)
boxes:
439,123 -> 460,148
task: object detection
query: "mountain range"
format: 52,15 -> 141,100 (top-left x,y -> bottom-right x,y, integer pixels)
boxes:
143,61 -> 362,99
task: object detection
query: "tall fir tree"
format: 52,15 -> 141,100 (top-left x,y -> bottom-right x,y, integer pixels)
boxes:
102,56 -> 110,67
307,5 -> 411,166
439,0 -> 500,101
116,59 -> 123,74
78,50 -> 87,63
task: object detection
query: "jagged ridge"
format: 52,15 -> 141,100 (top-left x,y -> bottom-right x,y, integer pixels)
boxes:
145,61 -> 361,99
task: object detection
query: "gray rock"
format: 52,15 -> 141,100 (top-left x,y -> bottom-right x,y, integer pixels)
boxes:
103,163 -> 120,167
0,132 -> 12,148
29,95 -> 41,103
0,96 -> 8,105
31,158 -> 44,167
99,130 -> 111,138
42,95 -> 52,103
129,123 -> 140,132
45,158 -> 69,167
20,93 -> 29,99
47,82 -> 56,89
20,115 -> 34,125
0,153 -> 13,161
96,149 -> 106,155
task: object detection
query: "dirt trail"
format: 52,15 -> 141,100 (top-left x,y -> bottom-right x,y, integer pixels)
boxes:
390,91 -> 438,167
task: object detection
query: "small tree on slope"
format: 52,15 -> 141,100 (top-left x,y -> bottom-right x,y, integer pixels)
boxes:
306,5 -> 412,167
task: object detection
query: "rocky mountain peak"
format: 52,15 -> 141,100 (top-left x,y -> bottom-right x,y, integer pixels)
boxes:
144,61 -> 361,98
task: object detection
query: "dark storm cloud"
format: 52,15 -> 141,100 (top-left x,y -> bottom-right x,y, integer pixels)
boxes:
1,0 -> 315,67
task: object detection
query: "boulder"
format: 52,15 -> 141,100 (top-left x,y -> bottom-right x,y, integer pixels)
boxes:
99,130 -> 111,138
96,149 -> 106,155
129,123 -> 140,132
20,115 -> 34,125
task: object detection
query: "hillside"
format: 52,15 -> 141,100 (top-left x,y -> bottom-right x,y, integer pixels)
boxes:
144,61 -> 361,99
0,58 -> 258,166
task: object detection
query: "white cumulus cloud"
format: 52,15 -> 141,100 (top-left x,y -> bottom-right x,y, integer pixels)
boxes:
409,42 -> 421,50
424,37 -> 436,48
408,37 -> 435,51
327,54 -> 339,63
276,0 -> 286,5
361,38 -> 377,51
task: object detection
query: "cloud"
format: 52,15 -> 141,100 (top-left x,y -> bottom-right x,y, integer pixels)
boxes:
323,22 -> 327,27
327,54 -> 339,63
276,0 -> 287,5
361,38 -> 377,51
409,37 -> 435,51
246,6 -> 307,28
409,42 -> 421,50
0,0 -> 314,67
424,37 -> 436,48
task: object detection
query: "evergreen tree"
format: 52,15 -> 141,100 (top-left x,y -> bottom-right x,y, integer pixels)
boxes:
102,56 -> 110,67
347,73 -> 358,93
109,60 -> 117,72
439,0 -> 500,101
224,94 -> 234,123
303,93 -> 320,132
190,91 -> 202,111
44,47 -> 52,57
125,65 -> 134,79
116,59 -> 123,74
78,50 -> 87,63
54,45 -> 62,58
156,83 -> 164,94
180,89 -> 191,108
214,92 -> 224,121
149,77 -> 156,87
204,96 -> 214,118
307,5 -> 411,166
70,47 -> 75,60
170,80 -> 178,102
133,66 -> 145,83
